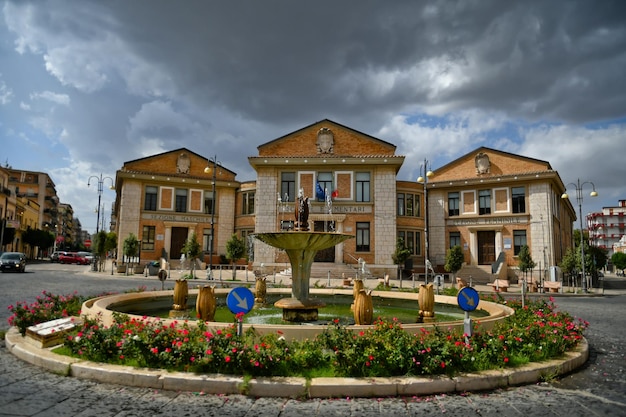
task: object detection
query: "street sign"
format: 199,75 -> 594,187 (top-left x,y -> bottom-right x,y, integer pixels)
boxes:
457,286 -> 479,312
84,240 -> 92,248
226,287 -> 255,315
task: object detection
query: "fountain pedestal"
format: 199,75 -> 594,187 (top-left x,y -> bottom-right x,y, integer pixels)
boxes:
254,231 -> 354,322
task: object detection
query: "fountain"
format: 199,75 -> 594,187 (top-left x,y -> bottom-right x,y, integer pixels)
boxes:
254,189 -> 353,321
80,191 -> 513,342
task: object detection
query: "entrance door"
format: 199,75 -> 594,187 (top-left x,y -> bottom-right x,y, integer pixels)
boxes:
313,221 -> 336,262
170,227 -> 188,260
477,231 -> 496,265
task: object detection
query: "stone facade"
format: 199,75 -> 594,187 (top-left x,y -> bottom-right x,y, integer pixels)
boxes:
427,147 -> 576,276
110,123 -> 576,279
113,149 -> 239,267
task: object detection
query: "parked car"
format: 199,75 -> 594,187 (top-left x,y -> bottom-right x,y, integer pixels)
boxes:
0,252 -> 27,273
59,252 -> 90,265
77,251 -> 94,263
50,251 -> 63,262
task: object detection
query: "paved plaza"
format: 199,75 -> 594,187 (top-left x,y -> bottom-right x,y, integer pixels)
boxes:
0,264 -> 625,416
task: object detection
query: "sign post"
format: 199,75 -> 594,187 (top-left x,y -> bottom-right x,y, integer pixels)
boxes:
226,287 -> 255,336
457,286 -> 480,344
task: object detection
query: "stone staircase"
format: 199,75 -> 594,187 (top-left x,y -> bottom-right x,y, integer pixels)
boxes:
455,264 -> 496,285
310,262 -> 365,280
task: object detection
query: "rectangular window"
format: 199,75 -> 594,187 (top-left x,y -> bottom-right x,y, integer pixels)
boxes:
406,231 -> 415,255
175,189 -> 188,213
448,192 -> 459,216
479,189 -> 491,215
406,193 -> 414,216
242,191 -> 255,215
512,187 -> 526,214
397,193 -> 405,216
449,231 -> 461,249
356,222 -> 370,252
203,228 -> 211,252
142,226 -> 156,251
355,172 -> 370,202
397,231 -> 405,247
513,230 -> 527,255
204,191 -> 214,215
317,172 -> 333,201
281,172 -> 296,202
397,193 -> 420,217
144,186 -> 157,211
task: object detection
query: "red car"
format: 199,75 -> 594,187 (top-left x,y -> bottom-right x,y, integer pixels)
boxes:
59,252 -> 91,265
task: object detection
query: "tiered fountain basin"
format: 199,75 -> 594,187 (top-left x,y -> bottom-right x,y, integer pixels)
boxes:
253,231 -> 354,321
80,288 -> 514,341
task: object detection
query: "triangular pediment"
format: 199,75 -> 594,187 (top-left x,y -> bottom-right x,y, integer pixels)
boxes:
121,148 -> 237,181
257,119 -> 397,157
432,147 -> 552,182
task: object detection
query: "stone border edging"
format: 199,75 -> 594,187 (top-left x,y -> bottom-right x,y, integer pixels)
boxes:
5,327 -> 588,398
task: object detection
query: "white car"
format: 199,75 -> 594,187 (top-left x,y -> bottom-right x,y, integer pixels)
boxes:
77,251 -> 94,263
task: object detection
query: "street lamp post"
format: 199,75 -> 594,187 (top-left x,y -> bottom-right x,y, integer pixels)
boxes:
88,174 -> 115,271
417,159 -> 434,284
562,179 -> 598,293
204,156 -> 221,280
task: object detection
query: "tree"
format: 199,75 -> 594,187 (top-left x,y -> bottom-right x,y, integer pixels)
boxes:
391,238 -> 412,280
560,246 -> 578,278
444,245 -> 464,279
105,232 -> 117,256
1,220 -> 15,248
123,233 -> 139,270
517,245 -> 536,281
93,230 -> 109,272
225,234 -> 246,280
21,227 -> 38,258
611,252 -> 626,274
182,232 -> 201,278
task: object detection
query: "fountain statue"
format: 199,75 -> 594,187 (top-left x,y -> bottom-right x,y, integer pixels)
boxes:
254,189 -> 353,321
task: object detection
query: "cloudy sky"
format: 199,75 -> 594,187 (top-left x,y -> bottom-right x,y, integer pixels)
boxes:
1,0 -> 625,234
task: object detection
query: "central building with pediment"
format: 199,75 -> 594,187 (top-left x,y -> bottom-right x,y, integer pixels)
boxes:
112,119 -> 577,283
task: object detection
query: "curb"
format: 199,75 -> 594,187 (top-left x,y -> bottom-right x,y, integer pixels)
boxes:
5,327 -> 588,398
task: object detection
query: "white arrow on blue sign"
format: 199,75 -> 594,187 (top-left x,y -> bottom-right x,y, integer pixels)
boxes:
226,287 -> 255,315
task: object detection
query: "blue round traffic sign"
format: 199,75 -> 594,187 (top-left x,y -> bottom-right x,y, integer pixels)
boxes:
457,286 -> 480,312
226,287 -> 255,315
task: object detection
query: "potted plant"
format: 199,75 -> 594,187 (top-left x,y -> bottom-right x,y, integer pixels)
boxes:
181,232 -> 201,279
123,233 -> 139,275
444,245 -> 464,287
225,234 -> 246,280
391,238 -> 411,282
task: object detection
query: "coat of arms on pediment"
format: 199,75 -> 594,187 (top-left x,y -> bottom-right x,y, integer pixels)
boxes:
316,127 -> 334,154
176,153 -> 191,174
475,152 -> 490,175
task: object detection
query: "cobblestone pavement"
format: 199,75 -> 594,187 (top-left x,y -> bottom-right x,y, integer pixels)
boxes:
1,265 -> 625,416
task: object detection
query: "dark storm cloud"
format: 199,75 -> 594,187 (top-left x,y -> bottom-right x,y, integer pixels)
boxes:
2,0 -> 625,231
83,0 -> 626,124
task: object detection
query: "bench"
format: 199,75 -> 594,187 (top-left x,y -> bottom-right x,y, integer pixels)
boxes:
490,279 -> 510,292
543,281 -> 562,293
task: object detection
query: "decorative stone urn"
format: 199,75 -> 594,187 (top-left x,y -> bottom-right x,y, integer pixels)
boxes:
255,276 -> 267,306
196,285 -> 216,321
353,289 -> 373,325
172,279 -> 189,311
418,283 -> 435,322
